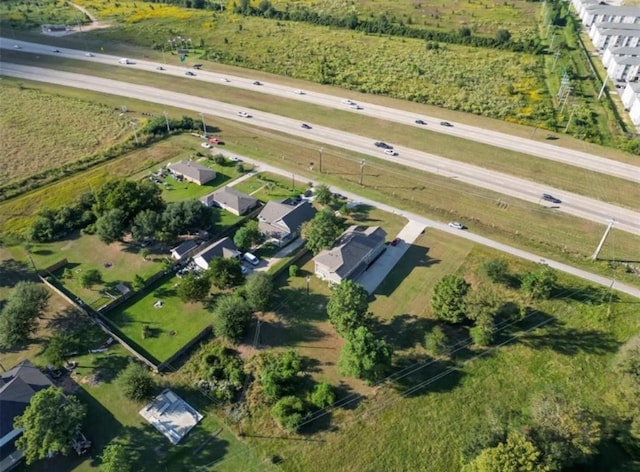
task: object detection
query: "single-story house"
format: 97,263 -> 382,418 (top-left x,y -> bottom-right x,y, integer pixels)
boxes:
622,82 -> 640,125
170,240 -> 199,261
193,237 -> 241,271
313,225 -> 387,285
1,360 -> 54,472
201,186 -> 258,216
257,200 -> 317,247
167,160 -> 216,185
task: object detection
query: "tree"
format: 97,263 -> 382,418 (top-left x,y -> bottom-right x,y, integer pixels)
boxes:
118,362 -> 155,401
207,257 -> 244,289
326,280 -> 370,337
93,179 -> 164,225
271,396 -> 306,432
465,431 -> 549,472
465,285 -> 500,322
100,443 -> 131,472
131,209 -> 162,242
244,272 -> 274,312
310,382 -> 335,408
80,268 -> 103,288
44,333 -> 73,369
431,275 -> 470,323
132,274 -> 146,291
162,199 -> 214,237
212,294 -> 252,343
470,314 -> 495,347
178,272 -> 211,303
339,327 -> 392,383
530,395 -> 601,469
314,184 -> 333,205
482,259 -> 510,284
521,264 -> 557,300
288,265 -> 299,277
257,349 -> 302,401
14,387 -> 87,464
213,154 -> 225,165
95,209 -> 127,244
0,281 -> 50,348
301,208 -> 342,255
425,325 -> 449,356
233,221 -> 261,251
495,29 -> 512,44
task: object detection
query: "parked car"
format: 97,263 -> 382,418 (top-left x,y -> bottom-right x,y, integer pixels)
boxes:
542,193 -> 562,204
390,237 -> 401,246
252,80 -> 263,86
384,149 -> 398,156
415,119 -> 427,125
301,123 -> 312,129
185,71 -> 196,76
448,221 -> 465,230
293,89 -> 305,95
237,111 -> 251,118
243,252 -> 260,266
208,137 -> 221,144
440,121 -> 453,127
201,143 -> 212,149
240,265 -> 249,275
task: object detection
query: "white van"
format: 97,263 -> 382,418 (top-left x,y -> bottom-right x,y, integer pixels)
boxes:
119,58 -> 131,64
243,252 -> 260,266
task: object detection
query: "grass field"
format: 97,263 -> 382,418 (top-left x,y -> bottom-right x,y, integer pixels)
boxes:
232,172 -> 309,202
237,230 -> 640,471
0,80 -> 127,187
0,0 -> 88,29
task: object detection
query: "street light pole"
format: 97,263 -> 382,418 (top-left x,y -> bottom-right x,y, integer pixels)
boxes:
318,147 -> 323,173
199,112 -> 207,136
359,159 -> 366,186
163,111 -> 171,133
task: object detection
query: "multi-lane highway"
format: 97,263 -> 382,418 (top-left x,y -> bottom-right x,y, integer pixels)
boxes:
2,37 -> 640,184
2,62 -> 639,235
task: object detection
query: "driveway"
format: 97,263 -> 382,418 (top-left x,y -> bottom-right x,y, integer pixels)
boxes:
356,221 -> 427,294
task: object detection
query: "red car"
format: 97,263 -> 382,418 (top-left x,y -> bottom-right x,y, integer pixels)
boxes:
390,238 -> 401,246
208,137 -> 221,144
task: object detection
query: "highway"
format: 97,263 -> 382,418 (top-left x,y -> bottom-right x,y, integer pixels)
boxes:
2,37 -> 640,184
2,62 -> 639,235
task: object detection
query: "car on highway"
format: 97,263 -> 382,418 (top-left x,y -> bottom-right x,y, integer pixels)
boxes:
301,123 -> 312,129
201,143 -> 212,149
374,141 -> 392,149
390,237 -> 401,246
253,81 -> 263,86
237,111 -> 251,118
13,44 -> 21,49
185,71 -> 196,76
293,89 -> 305,95
221,77 -> 230,82
156,66 -> 165,71
440,121 -> 453,127
85,52 -> 94,57
542,193 -> 562,204
53,49 -> 60,53
342,99 -> 354,105
415,119 -> 427,125
384,149 -> 398,156
119,58 -> 132,65
350,104 -> 363,110
448,221 -> 465,230
230,156 -> 242,162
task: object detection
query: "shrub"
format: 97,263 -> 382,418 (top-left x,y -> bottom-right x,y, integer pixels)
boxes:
271,396 -> 306,432
425,325 -> 449,356
310,382 -> 335,409
118,362 -> 155,401
288,265 -> 299,277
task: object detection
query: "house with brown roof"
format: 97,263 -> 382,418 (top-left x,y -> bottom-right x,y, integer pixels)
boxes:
201,186 -> 258,216
167,160 -> 216,185
257,200 -> 317,247
313,225 -> 387,285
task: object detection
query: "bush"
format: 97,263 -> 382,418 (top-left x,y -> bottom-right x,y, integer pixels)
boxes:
425,325 -> 449,356
310,382 -> 335,409
80,268 -> 103,288
213,154 -> 226,165
288,265 -> 299,277
256,349 -> 302,402
271,396 -> 306,432
118,362 -> 155,401
482,259 -> 510,284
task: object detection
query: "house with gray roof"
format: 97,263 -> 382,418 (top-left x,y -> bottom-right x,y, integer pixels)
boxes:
170,240 -> 199,261
257,200 -> 317,247
167,160 -> 216,185
313,225 -> 387,285
193,237 -> 241,271
1,360 -> 53,472
201,186 -> 258,216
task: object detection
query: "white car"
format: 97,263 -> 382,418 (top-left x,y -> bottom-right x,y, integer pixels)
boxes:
201,143 -> 212,149
13,44 -> 21,49
384,149 -> 398,156
243,252 -> 260,266
448,221 -> 465,230
350,104 -> 362,110
237,111 -> 251,118
342,99 -> 354,105
230,156 -> 242,162
85,52 -> 94,57
293,89 -> 305,95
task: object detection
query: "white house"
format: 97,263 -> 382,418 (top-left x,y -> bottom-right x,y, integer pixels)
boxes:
192,237 -> 241,271
580,5 -> 640,28
592,23 -> 640,50
621,82 -> 640,125
607,54 -> 640,82
602,45 -> 640,68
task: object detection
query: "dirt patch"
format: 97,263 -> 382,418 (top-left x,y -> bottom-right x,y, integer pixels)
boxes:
80,373 -> 104,387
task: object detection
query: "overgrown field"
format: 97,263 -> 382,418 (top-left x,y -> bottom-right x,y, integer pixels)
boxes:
0,81 -> 128,188
239,234 -> 640,471
0,0 -> 88,29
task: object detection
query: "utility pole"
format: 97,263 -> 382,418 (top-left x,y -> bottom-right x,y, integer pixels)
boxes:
564,104 -> 577,132
130,121 -> 139,145
359,159 -> 366,186
199,112 -> 207,135
597,77 -> 608,100
163,111 -> 171,132
552,50 -> 561,70
559,87 -> 572,115
592,220 -> 615,260
291,173 -> 296,192
318,147 -> 323,173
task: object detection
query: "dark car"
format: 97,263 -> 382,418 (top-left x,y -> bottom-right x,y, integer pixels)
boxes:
390,237 -> 401,246
301,123 -> 312,129
374,141 -> 392,149
542,194 -> 562,204
253,81 -> 263,85
185,71 -> 196,76
415,119 -> 427,125
440,121 -> 453,127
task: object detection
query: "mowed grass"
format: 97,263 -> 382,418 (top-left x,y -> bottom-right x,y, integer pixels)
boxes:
0,80 -> 127,187
232,172 -> 308,202
5,52 -> 638,210
105,275 -> 213,363
239,234 -> 640,471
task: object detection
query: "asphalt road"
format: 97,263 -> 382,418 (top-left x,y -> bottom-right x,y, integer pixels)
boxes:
3,37 -> 640,184
2,62 -> 639,235
214,148 -> 640,300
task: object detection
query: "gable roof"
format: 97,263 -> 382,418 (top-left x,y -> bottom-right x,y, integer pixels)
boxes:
171,240 -> 199,258
210,186 -> 258,214
314,226 -> 387,278
1,360 -> 53,438
258,200 -> 317,237
193,237 -> 240,264
167,160 -> 216,184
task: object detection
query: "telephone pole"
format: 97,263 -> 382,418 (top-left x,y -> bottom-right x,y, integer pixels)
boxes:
318,147 -> 323,173
163,111 -> 171,132
592,220 -> 615,260
359,159 -> 366,186
199,112 -> 207,135
130,121 -> 139,145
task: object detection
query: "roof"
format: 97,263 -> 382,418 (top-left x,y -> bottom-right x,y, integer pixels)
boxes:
1,360 -> 53,438
167,160 -> 216,184
139,389 -> 203,445
193,237 -> 240,264
595,23 -> 640,36
585,5 -> 640,17
314,225 -> 387,278
171,240 -> 198,258
606,46 -> 640,55
611,55 -> 640,66
209,186 -> 258,214
258,200 -> 317,238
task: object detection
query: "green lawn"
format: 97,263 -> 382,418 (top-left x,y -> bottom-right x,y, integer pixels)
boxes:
232,173 -> 308,202
105,275 -> 213,363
